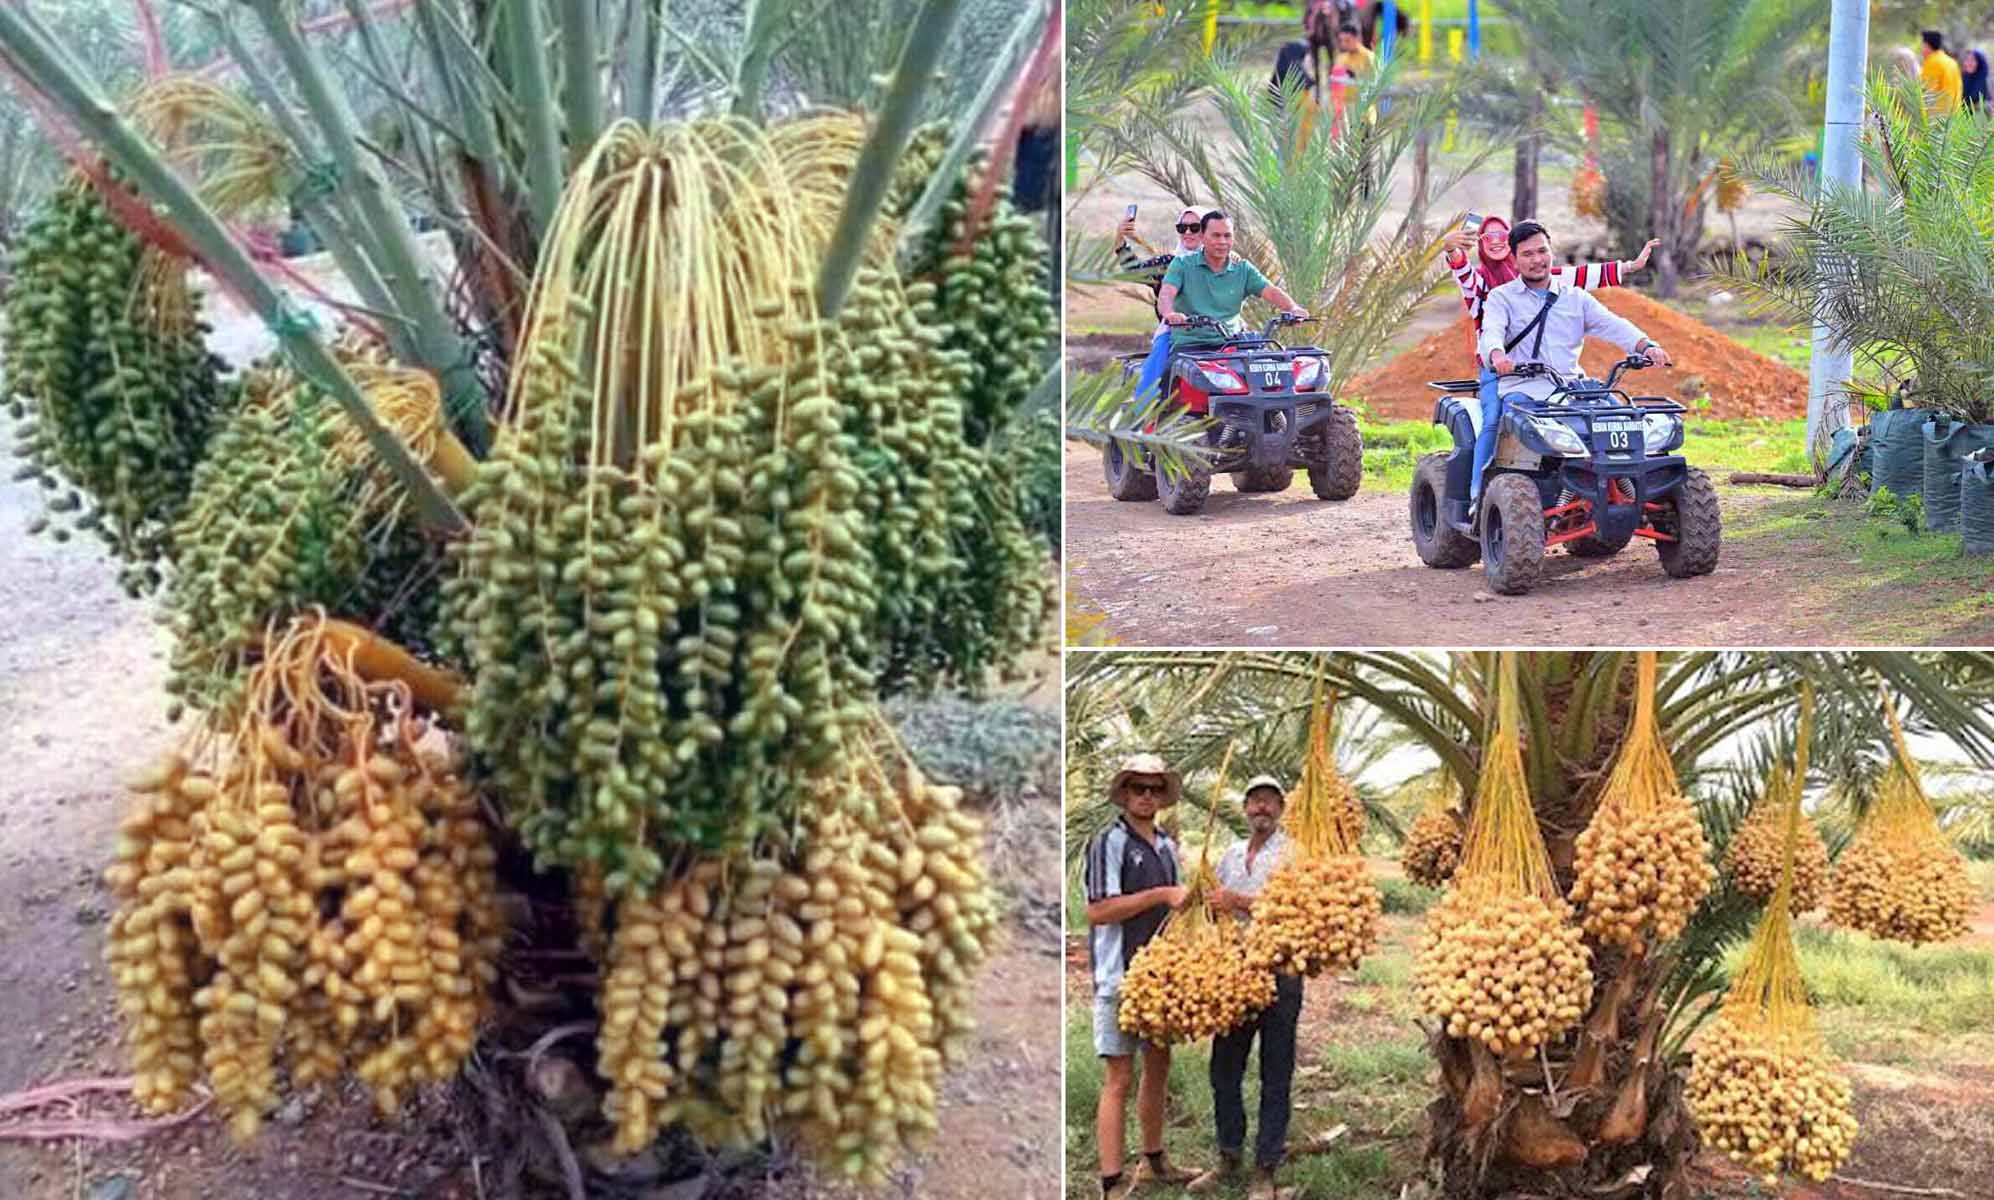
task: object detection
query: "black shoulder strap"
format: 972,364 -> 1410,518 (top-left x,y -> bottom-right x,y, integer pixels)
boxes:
1503,288 -> 1560,358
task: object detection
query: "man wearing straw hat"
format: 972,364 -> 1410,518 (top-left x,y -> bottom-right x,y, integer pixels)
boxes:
1084,753 -> 1202,1199
1190,774 -> 1303,1200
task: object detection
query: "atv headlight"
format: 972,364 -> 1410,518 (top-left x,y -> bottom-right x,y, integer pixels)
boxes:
1292,355 -> 1327,392
1527,416 -> 1587,456
1193,359 -> 1249,394
1643,412 -> 1684,454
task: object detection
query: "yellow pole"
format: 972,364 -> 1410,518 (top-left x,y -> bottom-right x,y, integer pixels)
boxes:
1202,0 -> 1218,56
1444,28 -> 1463,151
1419,0 -> 1432,63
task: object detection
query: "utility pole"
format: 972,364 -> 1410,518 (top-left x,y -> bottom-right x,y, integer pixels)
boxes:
1807,0 -> 1868,461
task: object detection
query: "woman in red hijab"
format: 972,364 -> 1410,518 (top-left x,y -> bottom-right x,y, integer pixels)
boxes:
1441,214 -> 1658,509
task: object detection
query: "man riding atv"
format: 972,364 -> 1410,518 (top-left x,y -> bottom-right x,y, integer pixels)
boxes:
1102,210 -> 1363,514
1409,219 -> 1722,593
1480,221 -> 1672,437
1158,212 -> 1310,350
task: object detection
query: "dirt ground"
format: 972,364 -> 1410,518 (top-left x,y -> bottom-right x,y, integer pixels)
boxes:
0,255 -> 1065,1197
1062,442 -> 1994,648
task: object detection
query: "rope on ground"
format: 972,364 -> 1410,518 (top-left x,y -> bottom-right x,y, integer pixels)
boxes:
1830,1179 -> 1965,1198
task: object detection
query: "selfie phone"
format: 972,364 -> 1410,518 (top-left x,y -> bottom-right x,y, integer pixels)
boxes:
1462,211 -> 1484,231
1126,203 -> 1139,220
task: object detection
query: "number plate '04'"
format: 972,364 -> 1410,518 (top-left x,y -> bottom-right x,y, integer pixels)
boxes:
1251,359 -> 1290,389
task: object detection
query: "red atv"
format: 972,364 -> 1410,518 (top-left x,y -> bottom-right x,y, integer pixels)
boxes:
1103,314 -> 1363,515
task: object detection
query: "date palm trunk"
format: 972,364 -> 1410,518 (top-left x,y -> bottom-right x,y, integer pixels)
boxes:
1424,658 -> 1701,1200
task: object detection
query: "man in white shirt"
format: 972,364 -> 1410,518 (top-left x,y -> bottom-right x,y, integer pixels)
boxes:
1481,220 -> 1673,409
1188,775 -> 1300,1200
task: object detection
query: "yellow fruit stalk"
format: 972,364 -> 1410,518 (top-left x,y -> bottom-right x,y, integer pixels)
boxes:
1414,652 -> 1593,1060
1570,652 -> 1716,953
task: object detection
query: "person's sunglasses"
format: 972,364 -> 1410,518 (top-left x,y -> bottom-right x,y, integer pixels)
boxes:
1125,779 -> 1168,797
1175,223 -> 1200,234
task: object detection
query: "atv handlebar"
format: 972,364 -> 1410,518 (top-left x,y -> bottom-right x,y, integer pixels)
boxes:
1165,312 -> 1307,340
1496,354 -> 1655,395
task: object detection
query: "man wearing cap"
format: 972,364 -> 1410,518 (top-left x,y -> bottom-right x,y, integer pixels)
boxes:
1189,775 -> 1302,1200
1084,754 -> 1202,1199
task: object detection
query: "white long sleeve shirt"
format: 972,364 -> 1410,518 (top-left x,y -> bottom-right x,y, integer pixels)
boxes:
1477,277 -> 1651,400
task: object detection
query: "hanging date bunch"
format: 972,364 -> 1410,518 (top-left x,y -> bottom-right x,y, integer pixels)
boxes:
3,173 -> 231,594
102,611 -> 501,1141
1688,715 -> 1858,1188
1570,652 -> 1716,953
1414,653 -> 1593,1060
1724,761 -> 1831,912
1400,774 -> 1464,888
1244,682 -> 1381,976
1827,695 -> 1975,945
587,716 -> 1000,1186
161,352 -> 465,722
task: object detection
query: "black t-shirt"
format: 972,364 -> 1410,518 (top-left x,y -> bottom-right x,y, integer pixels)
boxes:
1083,814 -> 1182,995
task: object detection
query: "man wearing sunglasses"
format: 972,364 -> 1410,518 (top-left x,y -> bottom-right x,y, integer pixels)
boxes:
1084,753 -> 1202,1199
1117,207 -> 1205,404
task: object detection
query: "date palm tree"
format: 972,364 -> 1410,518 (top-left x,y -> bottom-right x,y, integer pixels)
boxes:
1066,649 -> 1994,1198
1492,0 -> 1827,297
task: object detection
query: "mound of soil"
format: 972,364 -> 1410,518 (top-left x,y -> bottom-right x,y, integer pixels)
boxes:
1348,289 -> 1809,422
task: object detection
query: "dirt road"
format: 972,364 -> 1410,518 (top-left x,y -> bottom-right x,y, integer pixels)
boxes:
1063,444 -> 1994,647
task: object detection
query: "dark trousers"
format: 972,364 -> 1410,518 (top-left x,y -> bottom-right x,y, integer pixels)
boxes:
1210,973 -> 1303,1169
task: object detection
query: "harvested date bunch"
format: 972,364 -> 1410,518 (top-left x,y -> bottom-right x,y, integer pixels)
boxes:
1570,652 -> 1715,953
1120,878 -> 1274,1044
1244,684 -> 1379,977
103,613 -> 499,1142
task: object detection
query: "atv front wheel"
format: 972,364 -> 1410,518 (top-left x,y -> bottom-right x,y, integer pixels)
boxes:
1656,467 -> 1721,578
1411,453 -> 1479,568
1232,465 -> 1294,493
1104,441 -> 1159,501
1481,474 -> 1545,595
1157,462 -> 1213,515
1308,408 -> 1363,501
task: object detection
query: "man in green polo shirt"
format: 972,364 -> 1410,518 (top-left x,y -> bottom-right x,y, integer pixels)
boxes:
1158,210 -> 1309,349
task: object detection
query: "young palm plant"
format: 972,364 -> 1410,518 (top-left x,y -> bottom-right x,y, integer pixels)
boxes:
1723,74 -> 1994,423
1065,649 -> 1994,1198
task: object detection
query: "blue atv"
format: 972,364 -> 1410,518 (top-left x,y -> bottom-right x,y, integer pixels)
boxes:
1408,356 -> 1721,595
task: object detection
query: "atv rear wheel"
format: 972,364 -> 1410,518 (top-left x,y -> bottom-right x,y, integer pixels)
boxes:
1104,440 -> 1159,501
1656,467 -> 1721,578
1157,462 -> 1213,515
1232,465 -> 1294,493
1411,453 -> 1479,568
1308,408 -> 1363,501
1481,474 -> 1545,595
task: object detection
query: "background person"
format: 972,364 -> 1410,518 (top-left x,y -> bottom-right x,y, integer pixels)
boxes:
1442,215 -> 1656,510
1921,30 -> 1964,115
1188,775 -> 1302,1200
1119,207 -> 1204,403
1084,754 -> 1202,1199
1961,47 -> 1988,111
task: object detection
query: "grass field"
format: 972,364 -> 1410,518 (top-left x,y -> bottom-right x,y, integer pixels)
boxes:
1062,860 -> 1994,1199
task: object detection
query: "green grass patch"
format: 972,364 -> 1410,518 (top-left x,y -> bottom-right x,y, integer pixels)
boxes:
1680,417 -> 1812,476
1717,924 -> 1994,1061
1354,416 -> 1454,492
1719,323 -> 1813,372
1377,875 -> 1440,916
1065,1001 -> 1418,1199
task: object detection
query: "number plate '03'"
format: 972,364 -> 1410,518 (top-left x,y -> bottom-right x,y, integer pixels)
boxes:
1594,419 -> 1641,453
